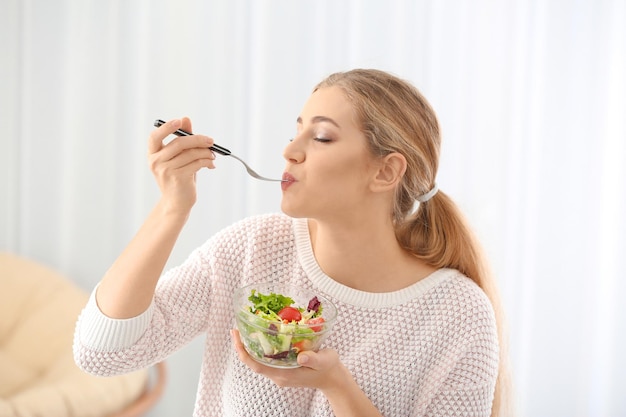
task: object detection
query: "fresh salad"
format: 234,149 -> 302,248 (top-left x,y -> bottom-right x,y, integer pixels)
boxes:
236,289 -> 328,367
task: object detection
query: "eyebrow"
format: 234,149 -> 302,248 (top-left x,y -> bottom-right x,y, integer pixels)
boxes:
296,115 -> 341,129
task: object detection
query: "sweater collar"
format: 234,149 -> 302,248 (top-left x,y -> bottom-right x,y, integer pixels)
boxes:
292,217 -> 457,308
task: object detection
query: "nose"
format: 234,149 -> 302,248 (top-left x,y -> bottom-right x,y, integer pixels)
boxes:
282,137 -> 305,164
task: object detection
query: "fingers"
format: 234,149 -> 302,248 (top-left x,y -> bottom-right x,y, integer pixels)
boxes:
231,328 -> 327,372
231,328 -> 341,390
231,329 -> 243,351
150,152 -> 214,185
157,134 -> 215,164
148,118 -> 181,154
231,329 -> 256,366
148,118 -> 217,174
231,329 -> 295,387
145,118 -> 217,212
148,117 -> 214,156
230,330 -> 263,372
180,116 -> 192,133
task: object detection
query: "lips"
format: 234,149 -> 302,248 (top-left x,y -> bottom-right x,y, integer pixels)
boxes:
281,173 -> 296,190
282,173 -> 296,183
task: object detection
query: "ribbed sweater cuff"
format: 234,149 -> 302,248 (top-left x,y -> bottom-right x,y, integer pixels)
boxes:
77,285 -> 154,351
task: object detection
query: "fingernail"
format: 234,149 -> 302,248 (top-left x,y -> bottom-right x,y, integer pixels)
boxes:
298,354 -> 309,365
171,119 -> 181,128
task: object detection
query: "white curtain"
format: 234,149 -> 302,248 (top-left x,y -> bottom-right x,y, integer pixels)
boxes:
1,1 -> 624,416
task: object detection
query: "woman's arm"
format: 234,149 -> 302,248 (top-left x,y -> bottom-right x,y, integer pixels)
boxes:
96,117 -> 216,318
319,368 -> 385,417
95,199 -> 188,318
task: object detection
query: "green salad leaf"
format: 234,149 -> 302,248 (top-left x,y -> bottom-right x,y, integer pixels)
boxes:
248,289 -> 295,315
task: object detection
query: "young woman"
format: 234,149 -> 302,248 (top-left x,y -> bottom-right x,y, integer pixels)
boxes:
74,69 -> 510,417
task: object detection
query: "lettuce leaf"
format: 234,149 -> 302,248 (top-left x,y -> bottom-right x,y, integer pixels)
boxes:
248,289 -> 294,314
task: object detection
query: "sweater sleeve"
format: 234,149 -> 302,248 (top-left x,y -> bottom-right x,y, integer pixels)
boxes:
73,238 -> 217,376
420,279 -> 499,417
74,285 -> 156,351
422,345 -> 499,417
73,213 -> 290,377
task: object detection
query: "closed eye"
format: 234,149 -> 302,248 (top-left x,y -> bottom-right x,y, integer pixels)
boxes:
289,137 -> 332,143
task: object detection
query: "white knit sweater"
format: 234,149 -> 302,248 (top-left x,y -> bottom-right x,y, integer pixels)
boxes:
74,212 -> 499,417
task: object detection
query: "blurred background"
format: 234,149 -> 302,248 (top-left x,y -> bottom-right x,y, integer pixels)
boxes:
1,0 -> 624,416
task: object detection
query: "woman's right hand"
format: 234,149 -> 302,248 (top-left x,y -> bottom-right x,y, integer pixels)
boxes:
148,117 -> 216,214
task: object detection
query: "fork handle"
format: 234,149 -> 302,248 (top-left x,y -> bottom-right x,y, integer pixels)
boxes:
153,119 -> 231,156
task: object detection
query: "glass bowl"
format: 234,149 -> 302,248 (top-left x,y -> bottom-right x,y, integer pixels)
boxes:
233,282 -> 337,368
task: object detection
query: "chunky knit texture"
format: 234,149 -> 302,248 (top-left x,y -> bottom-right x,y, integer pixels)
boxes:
74,212 -> 499,417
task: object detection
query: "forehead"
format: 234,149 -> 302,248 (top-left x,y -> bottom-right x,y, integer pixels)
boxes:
300,86 -> 359,127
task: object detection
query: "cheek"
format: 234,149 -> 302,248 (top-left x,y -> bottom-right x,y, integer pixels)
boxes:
319,151 -> 370,179
312,161 -> 370,202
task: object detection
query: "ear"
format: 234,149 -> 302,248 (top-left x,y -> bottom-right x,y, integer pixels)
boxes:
370,152 -> 407,192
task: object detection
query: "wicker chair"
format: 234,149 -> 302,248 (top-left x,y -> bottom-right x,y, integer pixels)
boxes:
0,252 -> 167,417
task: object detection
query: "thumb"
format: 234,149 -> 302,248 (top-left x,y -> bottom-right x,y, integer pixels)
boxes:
297,348 -> 337,370
297,351 -> 317,369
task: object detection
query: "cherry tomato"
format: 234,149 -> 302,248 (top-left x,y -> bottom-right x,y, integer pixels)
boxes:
277,306 -> 302,322
292,339 -> 313,353
307,317 -> 325,332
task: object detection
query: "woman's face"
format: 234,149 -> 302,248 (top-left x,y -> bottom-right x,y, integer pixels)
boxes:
281,86 -> 380,221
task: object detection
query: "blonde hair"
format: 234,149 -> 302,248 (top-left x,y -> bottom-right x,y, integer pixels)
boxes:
315,69 -> 513,417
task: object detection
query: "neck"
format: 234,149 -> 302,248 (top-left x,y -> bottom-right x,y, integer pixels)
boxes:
307,215 -> 435,293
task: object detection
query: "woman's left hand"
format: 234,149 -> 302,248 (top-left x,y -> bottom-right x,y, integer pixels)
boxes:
230,329 -> 344,390
231,329 -> 384,417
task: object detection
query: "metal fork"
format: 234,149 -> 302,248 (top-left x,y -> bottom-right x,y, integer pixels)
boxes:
154,119 -> 284,182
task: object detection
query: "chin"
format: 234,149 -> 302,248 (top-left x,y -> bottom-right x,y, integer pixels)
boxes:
280,201 -> 308,219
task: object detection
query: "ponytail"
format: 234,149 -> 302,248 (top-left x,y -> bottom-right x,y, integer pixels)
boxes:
397,190 -> 485,283
316,68 -> 513,417
397,190 -> 514,417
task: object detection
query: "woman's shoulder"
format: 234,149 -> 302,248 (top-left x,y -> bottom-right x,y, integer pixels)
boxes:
431,269 -> 494,310
425,269 -> 498,334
